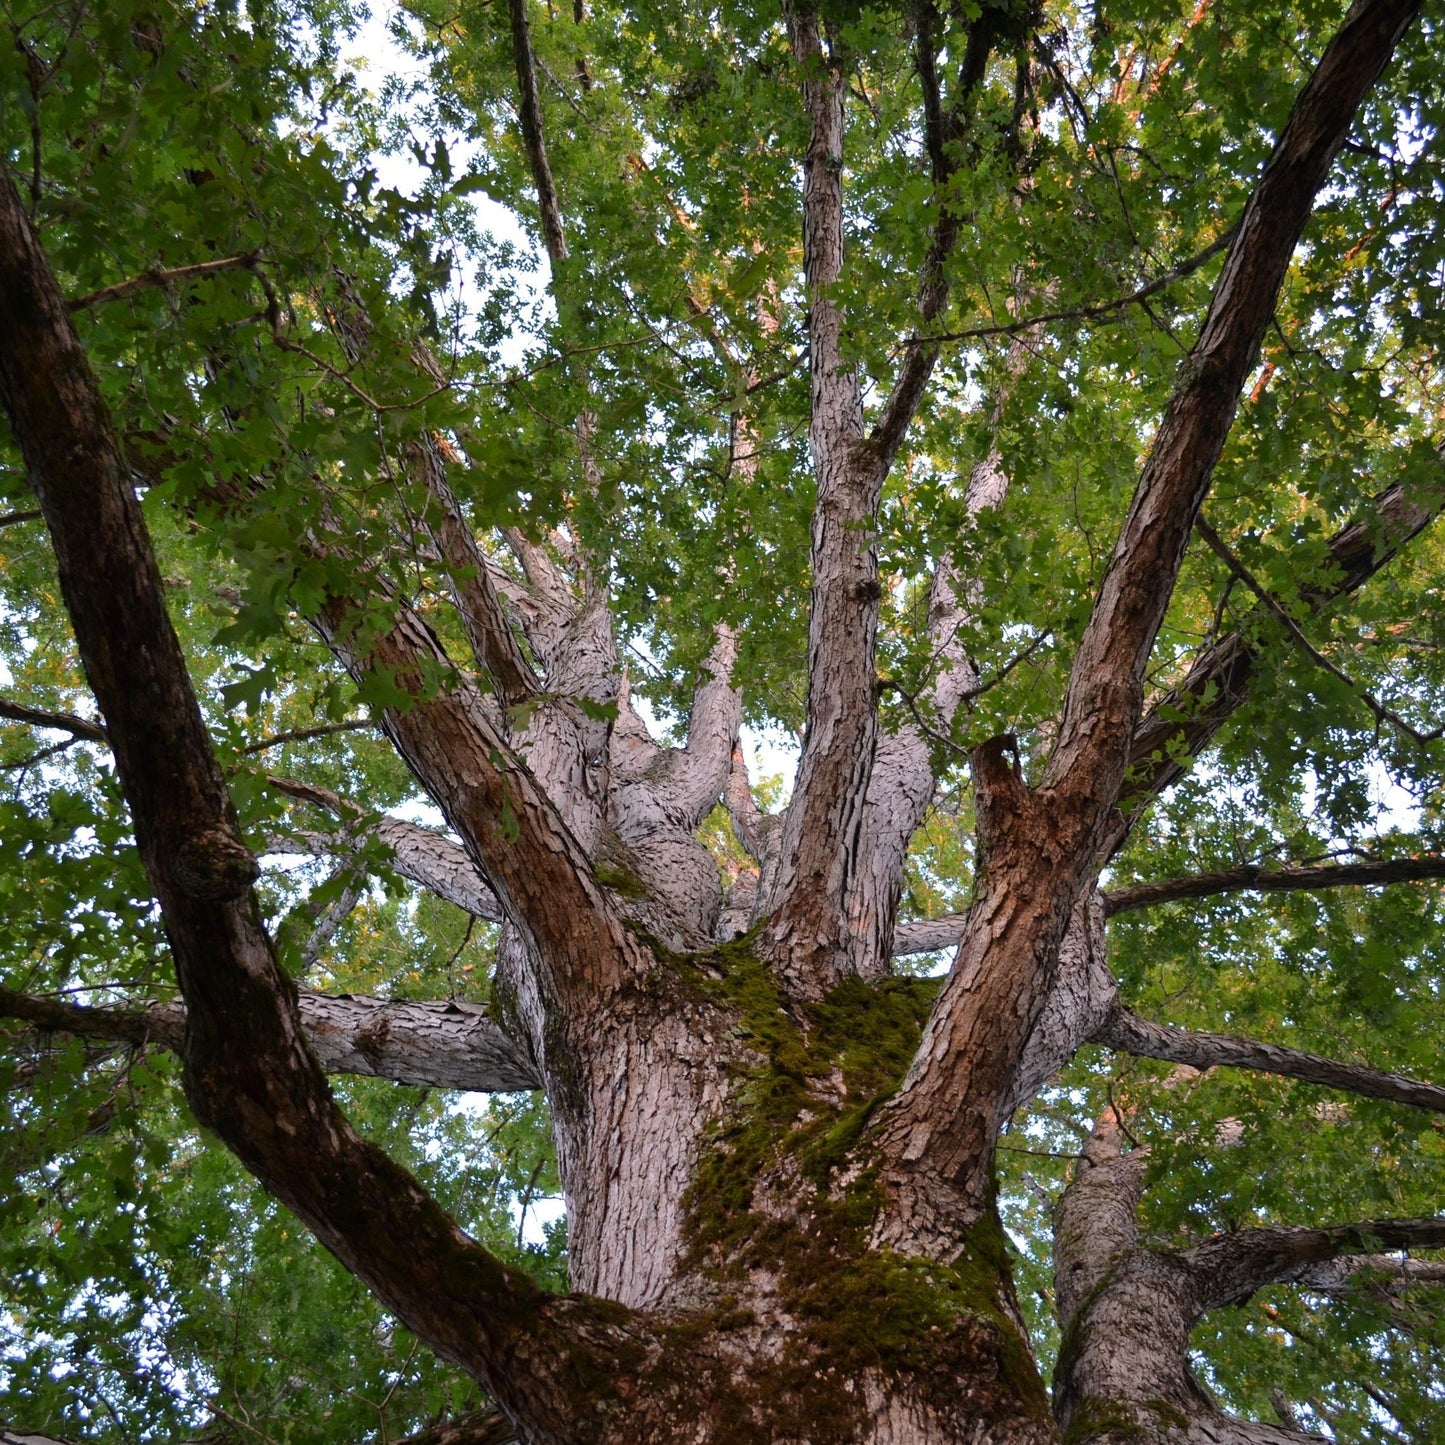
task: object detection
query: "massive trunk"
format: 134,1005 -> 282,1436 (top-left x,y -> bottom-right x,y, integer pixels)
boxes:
0,0 -> 1435,1440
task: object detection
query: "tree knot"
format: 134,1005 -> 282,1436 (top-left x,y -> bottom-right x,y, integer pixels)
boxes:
170,827 -> 261,902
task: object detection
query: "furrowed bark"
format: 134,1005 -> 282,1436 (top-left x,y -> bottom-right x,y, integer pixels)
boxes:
0,986 -> 542,1092
311,583 -> 650,1003
0,164 -> 638,1439
765,3 -> 880,992
1095,1003 -> 1445,1113
509,0 -> 568,264
1052,1119 -> 1291,1443
872,0 -> 1423,1241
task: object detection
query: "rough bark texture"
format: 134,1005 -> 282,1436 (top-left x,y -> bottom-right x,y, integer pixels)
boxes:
1,0 -> 1437,1438
1053,1112 -> 1445,1443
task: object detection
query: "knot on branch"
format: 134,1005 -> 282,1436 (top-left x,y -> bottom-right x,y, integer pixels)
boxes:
170,828 -> 261,901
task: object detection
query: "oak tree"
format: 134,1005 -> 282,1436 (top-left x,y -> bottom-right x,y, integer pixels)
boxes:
1,0 -> 1444,1440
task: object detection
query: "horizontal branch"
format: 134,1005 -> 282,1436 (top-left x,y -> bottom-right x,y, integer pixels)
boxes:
1095,1003 -> 1445,1112
67,253 -> 259,311
910,224 -> 1237,349
0,695 -> 106,740
1103,853 -> 1445,914
0,982 -> 540,1095
1185,1213 -> 1445,1313
1290,1253 -> 1445,1294
268,775 -> 503,921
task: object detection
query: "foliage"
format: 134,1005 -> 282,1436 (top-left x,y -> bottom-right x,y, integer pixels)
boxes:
1,0 -> 1443,1439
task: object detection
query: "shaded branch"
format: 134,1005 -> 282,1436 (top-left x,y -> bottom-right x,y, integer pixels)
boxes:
0,695 -> 106,740
1104,853 -> 1445,914
508,0 -> 568,263
1197,513 -> 1441,744
912,225 -> 1237,348
1095,1003 -> 1445,1113
0,984 -> 542,1093
1185,1214 -> 1445,1313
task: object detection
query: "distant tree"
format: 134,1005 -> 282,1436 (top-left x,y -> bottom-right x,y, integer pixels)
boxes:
1,0 -> 1443,1440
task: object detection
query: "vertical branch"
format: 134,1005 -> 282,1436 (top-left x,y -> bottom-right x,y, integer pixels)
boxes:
763,4 -> 881,993
871,0 -> 1424,1239
509,0 -> 568,265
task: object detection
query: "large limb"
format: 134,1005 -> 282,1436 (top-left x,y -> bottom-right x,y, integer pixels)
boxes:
0,166 -> 640,1435
762,3 -> 878,991
310,583 -> 647,1006
1052,1112 -> 1439,1443
871,0 -> 1423,1244
0,985 -> 542,1093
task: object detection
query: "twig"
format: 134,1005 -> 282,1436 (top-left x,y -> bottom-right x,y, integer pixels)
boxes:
240,718 -> 373,754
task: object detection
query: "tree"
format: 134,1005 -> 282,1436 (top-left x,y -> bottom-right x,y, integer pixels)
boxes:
1,0 -> 1443,1438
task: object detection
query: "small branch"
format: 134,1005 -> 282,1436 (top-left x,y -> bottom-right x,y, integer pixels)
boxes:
1104,853 -> 1445,915
67,254 -> 260,312
508,0 -> 568,263
240,718 -> 372,754
0,696 -> 107,740
1197,514 -> 1441,745
909,225 -> 1237,349
0,507 -> 41,527
1095,1003 -> 1445,1113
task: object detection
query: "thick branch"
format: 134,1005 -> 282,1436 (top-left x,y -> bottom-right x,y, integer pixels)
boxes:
0,985 -> 541,1092
1184,1215 -> 1445,1313
764,4 -> 879,991
1104,853 -> 1445,914
509,0 -> 568,264
0,696 -> 106,740
1094,1003 -> 1445,1113
1047,0 -> 1423,814
667,624 -> 742,827
268,775 -> 504,920
0,164 -> 633,1431
873,0 -> 1423,1238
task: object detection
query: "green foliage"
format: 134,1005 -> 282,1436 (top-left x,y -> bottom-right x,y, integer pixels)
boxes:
1,0 -> 1444,1437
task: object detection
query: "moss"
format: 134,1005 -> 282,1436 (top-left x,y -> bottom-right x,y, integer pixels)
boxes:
664,943 -> 1051,1437
1061,1399 -> 1148,1443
